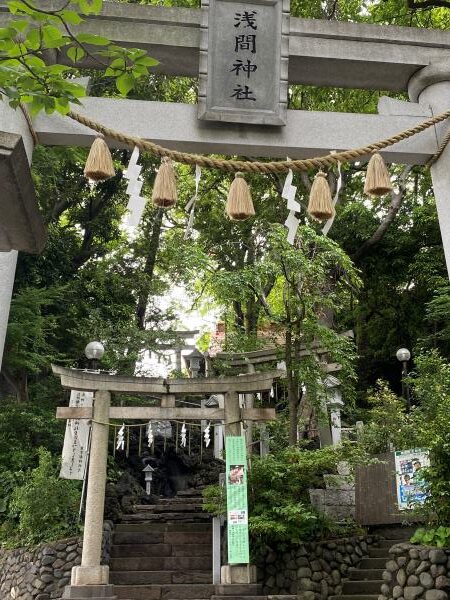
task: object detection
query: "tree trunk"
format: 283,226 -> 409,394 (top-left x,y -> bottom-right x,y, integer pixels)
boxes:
285,326 -> 298,445
136,209 -> 164,329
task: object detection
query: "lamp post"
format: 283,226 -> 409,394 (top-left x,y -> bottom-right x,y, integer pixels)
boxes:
85,341 -> 105,371
396,347 -> 411,411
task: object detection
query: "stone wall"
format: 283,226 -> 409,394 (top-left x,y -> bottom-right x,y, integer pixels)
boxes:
380,543 -> 450,600
0,522 -> 114,600
257,535 -> 377,599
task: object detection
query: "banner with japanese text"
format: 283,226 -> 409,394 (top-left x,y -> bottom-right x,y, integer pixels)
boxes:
225,435 -> 249,564
60,390 -> 93,480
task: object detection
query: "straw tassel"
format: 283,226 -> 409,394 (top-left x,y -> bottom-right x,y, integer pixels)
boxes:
307,171 -> 335,221
364,152 -> 393,197
226,172 -> 255,220
84,135 -> 115,182
152,157 -> 177,208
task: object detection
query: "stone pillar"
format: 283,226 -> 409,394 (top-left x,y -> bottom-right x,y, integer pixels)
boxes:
409,60 -> 450,279
224,390 -> 241,436
0,106 -> 34,370
330,405 -> 342,445
71,390 -> 111,588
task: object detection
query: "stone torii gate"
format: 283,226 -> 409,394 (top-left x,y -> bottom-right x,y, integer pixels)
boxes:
51,364 -> 279,597
1,4 -> 450,374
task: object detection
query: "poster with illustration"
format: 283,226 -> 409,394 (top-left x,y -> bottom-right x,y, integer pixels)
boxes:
395,449 -> 429,510
226,436 -> 249,564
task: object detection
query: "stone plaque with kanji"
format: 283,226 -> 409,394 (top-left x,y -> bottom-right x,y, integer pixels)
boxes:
198,0 -> 289,126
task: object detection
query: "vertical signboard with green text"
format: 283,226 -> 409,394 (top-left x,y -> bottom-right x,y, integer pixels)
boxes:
225,435 -> 249,564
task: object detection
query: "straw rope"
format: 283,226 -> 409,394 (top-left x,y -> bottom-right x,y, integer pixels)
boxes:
68,108 -> 450,174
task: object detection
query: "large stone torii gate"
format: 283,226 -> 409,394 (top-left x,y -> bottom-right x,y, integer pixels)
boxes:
51,364 -> 279,596
1,4 -> 450,374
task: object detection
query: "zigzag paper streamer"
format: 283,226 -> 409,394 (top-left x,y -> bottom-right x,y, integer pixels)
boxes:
180,422 -> 187,448
124,146 -> 146,227
204,422 -> 211,448
116,424 -> 125,451
282,168 -> 300,245
147,421 -> 154,447
184,165 -> 202,239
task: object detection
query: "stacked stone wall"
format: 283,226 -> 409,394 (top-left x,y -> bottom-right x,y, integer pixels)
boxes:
380,543 -> 450,600
0,521 -> 113,600
257,535 -> 377,598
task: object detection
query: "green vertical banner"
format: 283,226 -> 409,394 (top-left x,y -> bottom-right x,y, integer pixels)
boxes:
225,435 -> 249,564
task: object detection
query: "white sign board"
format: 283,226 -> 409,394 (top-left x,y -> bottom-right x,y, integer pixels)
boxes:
60,390 -> 93,480
395,448 -> 429,510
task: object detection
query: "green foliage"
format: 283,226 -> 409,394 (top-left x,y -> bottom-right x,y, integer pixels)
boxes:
204,443 -> 365,545
358,381 -> 417,455
0,0 -> 158,114
411,526 -> 450,548
0,448 -> 81,547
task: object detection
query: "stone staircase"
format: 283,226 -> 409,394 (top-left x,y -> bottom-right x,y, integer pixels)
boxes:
110,490 -> 295,600
330,530 -> 413,600
111,490 -> 214,600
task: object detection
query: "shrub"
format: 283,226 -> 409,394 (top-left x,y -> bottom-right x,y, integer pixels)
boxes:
1,448 -> 81,547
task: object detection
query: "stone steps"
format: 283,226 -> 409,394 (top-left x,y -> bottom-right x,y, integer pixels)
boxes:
121,512 -> 210,523
115,522 -> 212,532
135,504 -> 204,512
367,547 -> 390,558
114,530 -> 211,545
111,570 -> 212,585
359,558 -> 388,569
349,569 -> 384,580
342,580 -> 384,594
110,556 -> 212,571
114,583 -> 215,600
111,543 -> 211,558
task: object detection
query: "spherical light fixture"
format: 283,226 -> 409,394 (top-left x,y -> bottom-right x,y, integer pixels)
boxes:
84,341 -> 105,361
396,348 -> 411,363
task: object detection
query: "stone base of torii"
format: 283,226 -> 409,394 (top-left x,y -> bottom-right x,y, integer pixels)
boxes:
52,364 -> 281,596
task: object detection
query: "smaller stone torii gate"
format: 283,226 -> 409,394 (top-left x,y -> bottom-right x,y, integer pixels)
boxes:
51,364 -> 280,600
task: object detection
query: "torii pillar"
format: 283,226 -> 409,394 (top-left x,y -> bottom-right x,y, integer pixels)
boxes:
408,60 -> 450,277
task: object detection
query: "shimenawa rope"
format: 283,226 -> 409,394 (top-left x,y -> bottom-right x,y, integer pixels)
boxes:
68,108 -> 450,174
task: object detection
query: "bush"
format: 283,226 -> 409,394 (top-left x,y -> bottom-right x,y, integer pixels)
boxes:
411,526 -> 450,548
203,442 -> 364,546
0,448 -> 81,547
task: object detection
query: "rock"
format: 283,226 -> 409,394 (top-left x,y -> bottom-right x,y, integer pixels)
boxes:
321,579 -> 328,599
381,584 -> 390,596
436,576 -> 450,590
393,585 -> 404,598
331,570 -> 340,585
397,569 -> 407,587
430,549 -> 447,565
398,557 -> 408,567
276,573 -> 285,588
417,561 -> 431,575
425,591 -> 448,600
266,576 -> 275,588
311,560 -> 322,572
297,558 -> 309,567
52,558 -> 64,569
299,578 -> 314,591
421,550 -> 430,561
387,560 -> 399,572
420,572 -> 434,589
406,560 -> 420,575
312,572 -> 322,582
339,564 -> 349,575
408,575 -> 419,586
298,568 -> 312,579
298,592 -> 315,600
404,587 -> 425,600
383,571 -> 393,582
266,552 -> 276,564
40,574 -> 54,584
409,549 -> 420,559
